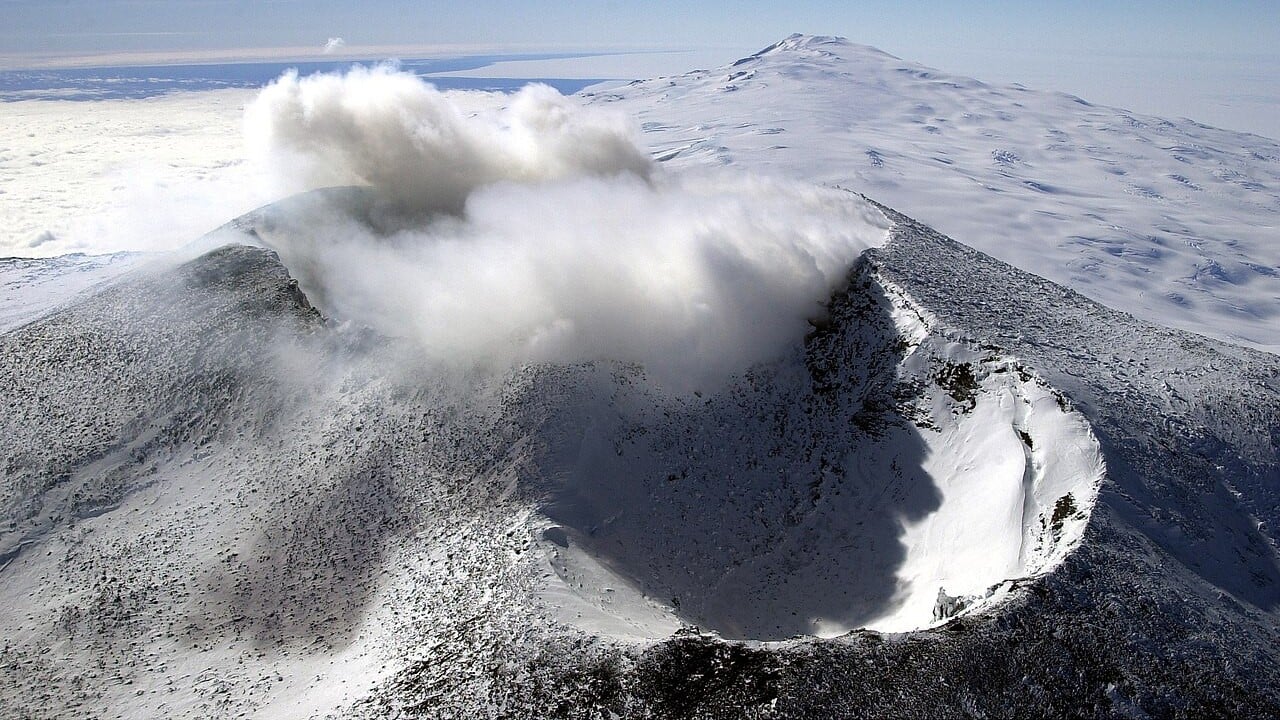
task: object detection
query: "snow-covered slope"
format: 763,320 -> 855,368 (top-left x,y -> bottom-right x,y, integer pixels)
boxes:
0,229 -> 1101,716
591,34 -> 1280,353
215,187 -> 1102,641
0,252 -> 142,332
5,199 -> 1274,712
2,35 -> 1278,720
2,196 -> 1276,717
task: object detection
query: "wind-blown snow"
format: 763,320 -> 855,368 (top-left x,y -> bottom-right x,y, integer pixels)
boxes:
597,34 -> 1280,352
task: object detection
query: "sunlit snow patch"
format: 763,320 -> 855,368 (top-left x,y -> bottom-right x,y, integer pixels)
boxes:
865,280 -> 1103,633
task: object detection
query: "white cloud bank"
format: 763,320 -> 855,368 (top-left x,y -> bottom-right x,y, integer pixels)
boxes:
243,67 -> 888,386
0,90 -> 268,257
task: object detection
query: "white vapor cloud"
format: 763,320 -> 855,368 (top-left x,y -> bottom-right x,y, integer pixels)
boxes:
242,67 -> 889,388
323,37 -> 346,54
245,65 -> 651,216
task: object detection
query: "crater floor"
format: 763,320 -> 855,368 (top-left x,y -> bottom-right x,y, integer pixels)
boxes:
529,267 -> 1103,640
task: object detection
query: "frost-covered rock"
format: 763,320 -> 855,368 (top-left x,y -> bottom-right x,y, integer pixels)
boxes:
2,197 -> 1277,717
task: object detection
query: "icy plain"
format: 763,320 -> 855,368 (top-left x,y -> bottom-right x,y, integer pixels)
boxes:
591,34 -> 1280,352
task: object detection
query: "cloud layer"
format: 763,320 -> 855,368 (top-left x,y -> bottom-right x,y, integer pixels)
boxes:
242,68 -> 889,387
0,89 -> 266,257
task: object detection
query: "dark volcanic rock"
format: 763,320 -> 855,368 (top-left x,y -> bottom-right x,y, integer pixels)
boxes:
1,205 -> 1278,719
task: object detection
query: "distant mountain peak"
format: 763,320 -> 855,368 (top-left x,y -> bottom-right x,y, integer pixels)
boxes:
773,33 -> 849,49
737,33 -> 906,69
747,33 -> 846,58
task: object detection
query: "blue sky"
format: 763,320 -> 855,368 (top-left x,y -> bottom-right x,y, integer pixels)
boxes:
1,1 -> 1276,58
1,1 -> 1278,136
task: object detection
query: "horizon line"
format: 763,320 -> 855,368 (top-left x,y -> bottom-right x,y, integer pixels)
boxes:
0,42 -> 739,72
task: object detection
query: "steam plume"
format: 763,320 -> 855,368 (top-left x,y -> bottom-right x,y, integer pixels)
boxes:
243,68 -> 889,388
